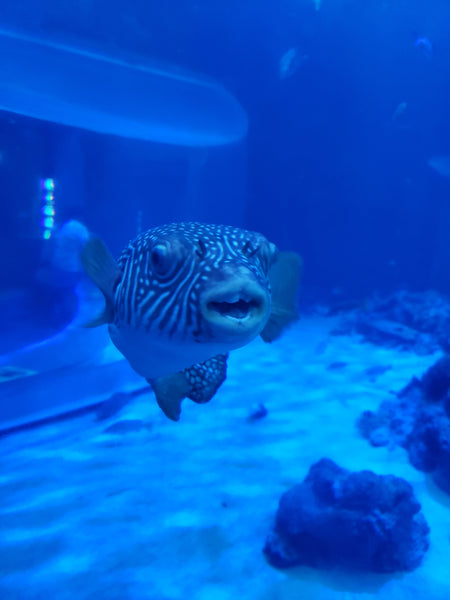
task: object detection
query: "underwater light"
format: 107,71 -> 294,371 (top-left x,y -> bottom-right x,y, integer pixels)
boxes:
40,178 -> 55,240
0,28 -> 247,147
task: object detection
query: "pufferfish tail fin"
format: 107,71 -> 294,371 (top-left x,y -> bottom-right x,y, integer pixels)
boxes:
260,251 -> 302,343
81,236 -> 122,327
148,372 -> 191,422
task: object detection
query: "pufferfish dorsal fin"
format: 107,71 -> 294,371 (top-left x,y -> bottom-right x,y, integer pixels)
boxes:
149,354 -> 228,421
81,236 -> 122,327
260,251 -> 302,343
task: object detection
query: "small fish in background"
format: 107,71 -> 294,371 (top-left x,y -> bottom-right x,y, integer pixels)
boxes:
391,102 -> 407,122
246,402 -> 268,423
364,364 -> 392,382
0,365 -> 35,384
82,222 -> 302,421
414,35 -> 433,59
327,361 -> 348,371
279,47 -> 309,80
314,338 -> 329,355
428,156 -> 450,178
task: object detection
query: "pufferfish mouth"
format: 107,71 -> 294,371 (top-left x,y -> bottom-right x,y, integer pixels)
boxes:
201,277 -> 270,340
207,294 -> 260,320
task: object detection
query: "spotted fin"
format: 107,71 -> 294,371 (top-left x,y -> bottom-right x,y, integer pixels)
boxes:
81,236 -> 122,327
149,353 -> 228,421
185,353 -> 228,403
260,251 -> 302,343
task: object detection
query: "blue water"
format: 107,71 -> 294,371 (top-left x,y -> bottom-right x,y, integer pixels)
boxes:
1,1 -> 450,598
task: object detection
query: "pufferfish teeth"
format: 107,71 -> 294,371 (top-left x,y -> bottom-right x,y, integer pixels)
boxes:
227,312 -> 250,321
223,294 -> 241,304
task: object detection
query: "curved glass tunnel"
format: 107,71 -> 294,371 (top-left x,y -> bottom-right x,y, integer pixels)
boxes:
0,27 -> 248,147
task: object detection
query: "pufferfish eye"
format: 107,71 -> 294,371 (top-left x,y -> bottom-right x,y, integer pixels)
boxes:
150,243 -> 173,276
196,237 -> 207,259
242,240 -> 260,257
250,240 -> 277,274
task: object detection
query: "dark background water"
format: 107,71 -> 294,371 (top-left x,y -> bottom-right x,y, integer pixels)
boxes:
1,0 -> 450,306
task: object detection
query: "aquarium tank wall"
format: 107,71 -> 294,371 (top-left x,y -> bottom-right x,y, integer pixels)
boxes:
2,1 -> 450,599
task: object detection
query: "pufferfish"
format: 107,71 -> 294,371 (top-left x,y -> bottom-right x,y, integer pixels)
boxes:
81,222 -> 301,421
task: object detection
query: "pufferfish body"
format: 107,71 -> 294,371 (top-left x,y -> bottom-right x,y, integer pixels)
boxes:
82,222 -> 301,420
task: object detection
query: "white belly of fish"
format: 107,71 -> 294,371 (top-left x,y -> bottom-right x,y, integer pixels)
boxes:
108,324 -> 233,380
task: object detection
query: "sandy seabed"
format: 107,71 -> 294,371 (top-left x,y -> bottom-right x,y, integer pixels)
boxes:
1,316 -> 449,600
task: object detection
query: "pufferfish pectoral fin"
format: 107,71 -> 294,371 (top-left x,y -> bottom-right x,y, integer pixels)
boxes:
81,236 -> 122,327
260,251 -> 302,343
148,353 -> 228,421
